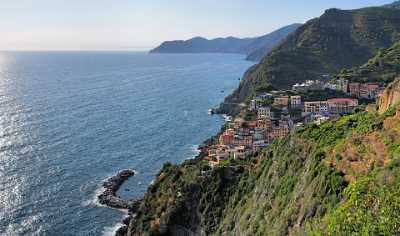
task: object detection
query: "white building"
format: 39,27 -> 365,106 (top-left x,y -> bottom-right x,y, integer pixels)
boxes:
290,96 -> 302,107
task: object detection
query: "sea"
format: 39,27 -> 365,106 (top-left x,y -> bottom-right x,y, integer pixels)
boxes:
0,51 -> 254,236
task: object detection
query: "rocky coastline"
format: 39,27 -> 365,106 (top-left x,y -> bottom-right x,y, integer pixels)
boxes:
98,169 -> 136,209
97,169 -> 143,235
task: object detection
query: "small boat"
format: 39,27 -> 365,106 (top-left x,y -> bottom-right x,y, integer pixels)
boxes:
208,109 -> 214,115
222,114 -> 232,122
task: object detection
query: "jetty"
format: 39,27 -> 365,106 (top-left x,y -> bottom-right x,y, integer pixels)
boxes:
97,169 -> 136,209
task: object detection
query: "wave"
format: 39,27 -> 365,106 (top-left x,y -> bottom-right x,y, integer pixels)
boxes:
185,144 -> 200,160
101,222 -> 126,236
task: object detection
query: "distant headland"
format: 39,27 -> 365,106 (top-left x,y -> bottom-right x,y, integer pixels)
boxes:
149,23 -> 301,62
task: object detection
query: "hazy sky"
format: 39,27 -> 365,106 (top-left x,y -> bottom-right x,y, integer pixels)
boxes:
0,0 -> 394,50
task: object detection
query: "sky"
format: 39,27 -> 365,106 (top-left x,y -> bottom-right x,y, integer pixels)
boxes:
0,0 -> 394,50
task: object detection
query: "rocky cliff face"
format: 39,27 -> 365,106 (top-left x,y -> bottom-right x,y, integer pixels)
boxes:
379,77 -> 400,113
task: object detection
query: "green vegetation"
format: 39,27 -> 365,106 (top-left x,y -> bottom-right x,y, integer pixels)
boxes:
126,6 -> 400,235
128,102 -> 400,235
129,157 -> 249,236
222,7 -> 400,113
324,168 -> 400,236
337,41 -> 400,83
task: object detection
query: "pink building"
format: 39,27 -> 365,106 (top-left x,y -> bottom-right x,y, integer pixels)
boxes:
219,129 -> 235,145
360,83 -> 380,99
349,83 -> 361,97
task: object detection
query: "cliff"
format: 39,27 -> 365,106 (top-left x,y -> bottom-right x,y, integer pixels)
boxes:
379,77 -> 400,113
122,106 -> 400,236
218,7 -> 400,115
149,24 -> 301,62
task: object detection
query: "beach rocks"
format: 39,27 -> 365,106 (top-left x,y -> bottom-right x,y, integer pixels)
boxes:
98,169 -> 135,209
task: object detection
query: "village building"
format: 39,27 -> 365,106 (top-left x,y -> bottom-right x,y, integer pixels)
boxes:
257,118 -> 273,130
273,96 -> 289,106
246,120 -> 258,129
349,82 -> 361,97
249,98 -> 265,111
360,83 -> 380,99
292,80 -> 324,92
215,145 -> 230,160
290,95 -> 302,107
304,101 -> 329,114
233,117 -> 245,129
270,123 -> 289,141
324,82 -> 337,90
253,128 -> 265,141
258,92 -> 273,99
314,114 -> 330,125
233,146 -> 248,159
219,129 -> 235,146
337,78 -> 349,93
327,98 -> 358,114
249,99 -> 258,111
234,134 -> 253,147
257,106 -> 272,119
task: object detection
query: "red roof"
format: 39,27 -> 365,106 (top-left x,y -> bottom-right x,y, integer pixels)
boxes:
327,98 -> 358,103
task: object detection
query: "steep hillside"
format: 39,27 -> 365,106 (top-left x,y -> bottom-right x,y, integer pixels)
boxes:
122,101 -> 400,236
120,78 -> 400,235
245,24 -> 302,61
218,7 -> 400,115
149,24 -> 301,61
337,40 -> 400,83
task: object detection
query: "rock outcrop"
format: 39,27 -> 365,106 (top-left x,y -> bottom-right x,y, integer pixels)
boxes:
379,77 -> 400,113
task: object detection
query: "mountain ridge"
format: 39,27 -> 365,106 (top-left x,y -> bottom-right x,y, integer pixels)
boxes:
149,24 -> 302,62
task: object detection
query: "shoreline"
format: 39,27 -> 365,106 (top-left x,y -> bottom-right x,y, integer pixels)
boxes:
107,115 -> 227,235
97,169 -> 142,236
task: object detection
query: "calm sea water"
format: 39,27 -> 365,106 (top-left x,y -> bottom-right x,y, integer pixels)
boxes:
0,51 -> 253,236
